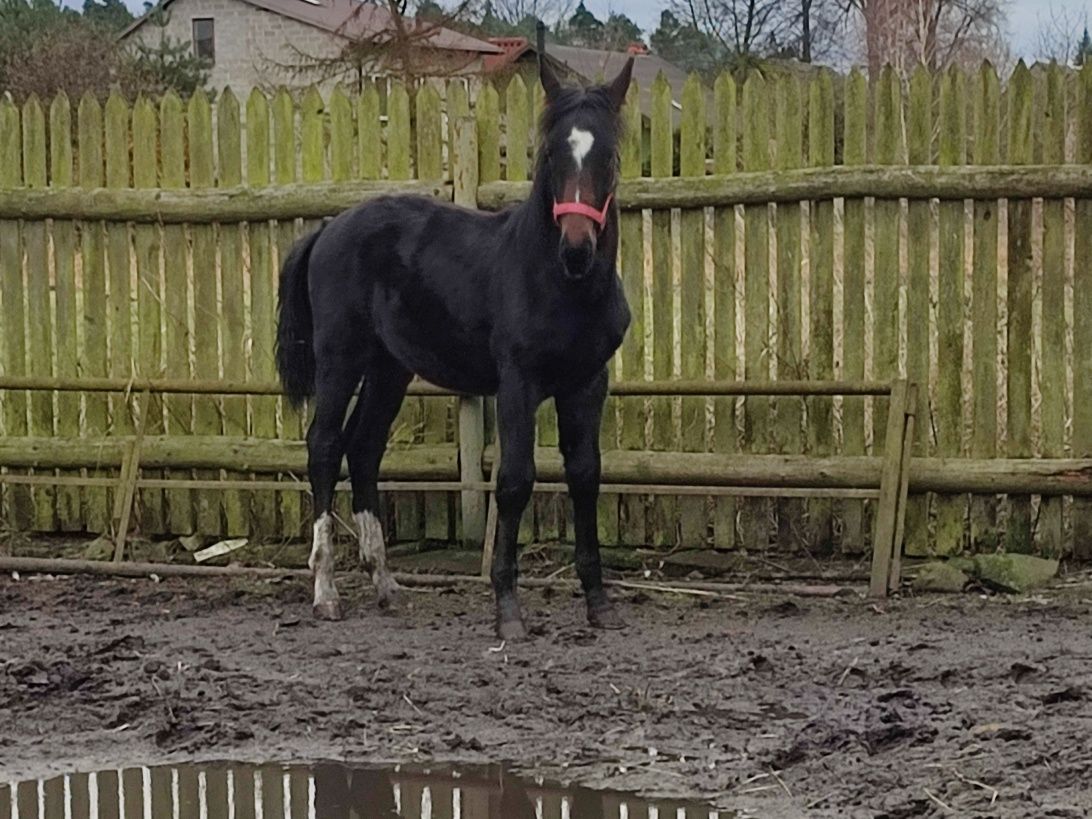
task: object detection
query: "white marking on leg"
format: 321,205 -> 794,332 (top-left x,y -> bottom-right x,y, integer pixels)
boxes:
355,510 -> 398,605
567,126 -> 594,170
310,513 -> 339,612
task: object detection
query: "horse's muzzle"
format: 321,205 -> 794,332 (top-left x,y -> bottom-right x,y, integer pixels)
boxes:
560,236 -> 595,279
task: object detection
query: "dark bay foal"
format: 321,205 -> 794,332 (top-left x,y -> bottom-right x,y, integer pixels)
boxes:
275,56 -> 633,640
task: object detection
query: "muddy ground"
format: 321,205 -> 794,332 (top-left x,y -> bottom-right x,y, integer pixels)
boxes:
2,559 -> 1091,818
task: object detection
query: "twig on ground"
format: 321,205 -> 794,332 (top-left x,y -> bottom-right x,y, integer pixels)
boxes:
768,768 -> 793,798
951,770 -> 999,806
923,788 -> 953,813
837,656 -> 859,686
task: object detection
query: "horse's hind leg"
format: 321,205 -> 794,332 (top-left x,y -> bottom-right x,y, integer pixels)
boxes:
344,350 -> 412,609
306,363 -> 361,621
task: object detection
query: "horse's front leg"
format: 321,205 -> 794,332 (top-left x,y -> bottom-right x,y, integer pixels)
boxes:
491,376 -> 538,641
556,369 -> 623,629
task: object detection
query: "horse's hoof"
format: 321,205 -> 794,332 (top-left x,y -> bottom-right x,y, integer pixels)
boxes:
313,600 -> 343,621
588,603 -> 625,630
374,574 -> 401,610
496,617 -> 529,642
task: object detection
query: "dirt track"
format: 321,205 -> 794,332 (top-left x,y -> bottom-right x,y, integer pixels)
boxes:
2,568 -> 1091,818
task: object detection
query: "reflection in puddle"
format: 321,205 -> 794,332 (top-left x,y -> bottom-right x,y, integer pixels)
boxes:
1,761 -> 720,819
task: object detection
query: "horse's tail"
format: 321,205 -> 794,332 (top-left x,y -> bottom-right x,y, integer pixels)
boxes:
275,225 -> 324,409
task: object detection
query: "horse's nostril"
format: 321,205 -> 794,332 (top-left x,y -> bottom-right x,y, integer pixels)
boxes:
560,239 -> 594,278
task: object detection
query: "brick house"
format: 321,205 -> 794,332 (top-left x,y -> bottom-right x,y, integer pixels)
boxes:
119,0 -> 503,94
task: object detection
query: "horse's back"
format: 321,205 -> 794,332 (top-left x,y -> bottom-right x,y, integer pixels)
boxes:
306,195 -> 506,393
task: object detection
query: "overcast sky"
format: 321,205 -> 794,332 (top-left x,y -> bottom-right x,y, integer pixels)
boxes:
573,0 -> 1091,60
106,0 -> 1090,62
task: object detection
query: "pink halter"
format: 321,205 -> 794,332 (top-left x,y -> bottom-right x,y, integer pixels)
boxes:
552,193 -> 613,232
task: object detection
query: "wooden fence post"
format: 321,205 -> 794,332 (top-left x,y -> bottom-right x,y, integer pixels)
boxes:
870,379 -> 909,597
453,115 -> 486,548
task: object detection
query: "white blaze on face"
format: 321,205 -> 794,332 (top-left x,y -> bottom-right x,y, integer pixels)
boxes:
567,126 -> 595,171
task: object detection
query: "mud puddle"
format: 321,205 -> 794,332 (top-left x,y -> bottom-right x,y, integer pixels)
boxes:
1,761 -> 718,818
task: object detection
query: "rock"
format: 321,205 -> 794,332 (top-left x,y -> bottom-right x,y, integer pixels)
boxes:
178,534 -> 205,553
81,536 -> 114,561
972,554 -> 1059,593
911,561 -> 969,593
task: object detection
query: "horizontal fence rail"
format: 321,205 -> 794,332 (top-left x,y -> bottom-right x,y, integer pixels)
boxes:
476,165 -> 1092,210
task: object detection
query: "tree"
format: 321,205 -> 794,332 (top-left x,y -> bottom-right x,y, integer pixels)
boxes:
82,0 -> 134,32
1034,3 -> 1090,66
649,9 -> 719,73
279,0 -> 480,91
844,0 -> 1007,75
475,0 -> 575,38
564,1 -> 602,47
1078,27 -> 1092,66
659,0 -> 844,72
127,5 -> 211,98
600,12 -> 643,50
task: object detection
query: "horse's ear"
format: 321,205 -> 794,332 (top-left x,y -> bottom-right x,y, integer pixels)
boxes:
606,57 -> 634,110
537,19 -> 562,103
540,57 -> 562,102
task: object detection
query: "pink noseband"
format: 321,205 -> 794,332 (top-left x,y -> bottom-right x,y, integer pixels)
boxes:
553,193 -> 613,231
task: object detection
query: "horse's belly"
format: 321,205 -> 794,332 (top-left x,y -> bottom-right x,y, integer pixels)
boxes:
377,309 -> 497,395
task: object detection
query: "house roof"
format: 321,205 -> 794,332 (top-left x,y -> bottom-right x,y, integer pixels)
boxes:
120,0 -> 503,54
484,38 -> 705,123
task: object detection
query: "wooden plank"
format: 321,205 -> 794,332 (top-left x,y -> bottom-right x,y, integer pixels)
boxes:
51,92 -> 82,531
476,165 -> 1092,212
904,65 -> 932,556
0,96 -> 31,529
649,71 -> 676,548
1039,64 -> 1067,556
79,93 -> 111,533
678,73 -> 708,548
740,73 -> 772,552
105,93 -> 134,452
806,69 -> 835,553
889,383 -> 918,591
188,90 -> 221,537
969,62 -> 1001,553
246,88 -> 278,540
299,85 -> 330,534
329,85 -> 354,183
329,85 -> 357,536
1074,63 -> 1092,558
113,391 -> 150,559
417,83 -> 450,542
358,83 -> 382,181
1006,62 -> 1034,553
935,67 -> 967,555
103,93 -> 132,540
446,80 -> 470,175
873,67 -> 903,456
132,95 -> 165,535
476,82 -> 500,189
218,89 -> 248,536
870,381 -> 908,597
841,68 -> 868,554
273,87 -> 302,539
22,95 -> 56,530
381,80 -> 422,542
505,74 -> 530,183
712,71 -> 737,550
619,80 -> 646,547
160,92 -> 193,535
774,74 -> 803,551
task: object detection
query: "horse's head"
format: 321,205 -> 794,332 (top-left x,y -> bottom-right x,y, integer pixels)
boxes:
538,54 -> 632,281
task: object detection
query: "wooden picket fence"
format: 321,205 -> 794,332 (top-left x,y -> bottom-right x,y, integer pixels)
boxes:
0,60 -> 1090,557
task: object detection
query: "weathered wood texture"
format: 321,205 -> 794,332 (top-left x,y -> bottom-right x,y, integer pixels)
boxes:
0,67 -> 1087,557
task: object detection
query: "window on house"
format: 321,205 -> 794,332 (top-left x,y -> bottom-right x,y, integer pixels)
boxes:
193,18 -> 214,62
